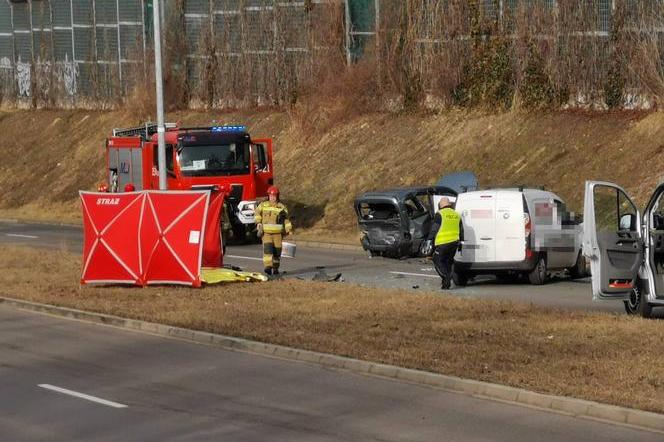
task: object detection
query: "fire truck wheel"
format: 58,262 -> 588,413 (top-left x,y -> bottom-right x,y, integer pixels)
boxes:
232,223 -> 247,243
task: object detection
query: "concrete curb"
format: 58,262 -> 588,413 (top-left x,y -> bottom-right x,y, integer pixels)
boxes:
0,218 -> 81,228
2,295 -> 663,434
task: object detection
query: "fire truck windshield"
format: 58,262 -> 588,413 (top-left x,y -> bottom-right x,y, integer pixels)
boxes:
179,143 -> 250,176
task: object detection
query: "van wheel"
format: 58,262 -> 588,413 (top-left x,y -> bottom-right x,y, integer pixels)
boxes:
633,280 -> 653,319
528,257 -> 547,285
639,298 -> 654,319
568,252 -> 586,279
623,288 -> 640,315
452,268 -> 469,287
624,286 -> 655,318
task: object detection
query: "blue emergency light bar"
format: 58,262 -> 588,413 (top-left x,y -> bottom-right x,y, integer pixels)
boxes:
211,125 -> 246,132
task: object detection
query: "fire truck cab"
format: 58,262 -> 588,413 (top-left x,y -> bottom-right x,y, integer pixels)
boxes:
106,122 -> 274,239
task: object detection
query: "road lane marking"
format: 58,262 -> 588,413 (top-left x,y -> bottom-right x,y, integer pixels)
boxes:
5,233 -> 39,239
226,254 -> 293,261
38,384 -> 128,409
390,271 -> 439,279
226,254 -> 263,261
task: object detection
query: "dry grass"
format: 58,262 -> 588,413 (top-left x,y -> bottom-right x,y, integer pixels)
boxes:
2,245 -> 664,413
276,108 -> 664,234
5,108 -> 664,235
2,108 -> 664,240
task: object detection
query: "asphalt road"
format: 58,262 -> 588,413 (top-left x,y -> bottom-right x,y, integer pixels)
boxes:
0,221 -> 627,313
1,306 -> 661,442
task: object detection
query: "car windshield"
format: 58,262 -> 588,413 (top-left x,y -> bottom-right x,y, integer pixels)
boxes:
179,144 -> 250,176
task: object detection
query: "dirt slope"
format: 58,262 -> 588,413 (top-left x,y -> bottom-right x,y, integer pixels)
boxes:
1,108 -> 662,242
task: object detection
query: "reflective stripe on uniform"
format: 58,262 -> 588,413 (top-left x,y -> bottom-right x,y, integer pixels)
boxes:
257,202 -> 290,235
435,208 -> 461,246
263,223 -> 284,234
262,232 -> 283,269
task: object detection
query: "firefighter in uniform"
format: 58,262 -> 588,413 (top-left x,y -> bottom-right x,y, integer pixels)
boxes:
221,199 -> 232,254
427,197 -> 462,290
217,185 -> 233,255
255,186 -> 293,276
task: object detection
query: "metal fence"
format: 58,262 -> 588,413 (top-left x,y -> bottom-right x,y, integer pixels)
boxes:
344,0 -> 618,61
0,0 -> 146,100
0,0 -> 334,102
0,0 -> 660,105
182,0 -> 334,104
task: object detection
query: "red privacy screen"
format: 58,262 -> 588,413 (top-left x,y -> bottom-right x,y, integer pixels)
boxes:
80,190 -> 220,287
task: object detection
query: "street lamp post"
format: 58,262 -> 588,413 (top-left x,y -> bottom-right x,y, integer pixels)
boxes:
153,0 -> 167,190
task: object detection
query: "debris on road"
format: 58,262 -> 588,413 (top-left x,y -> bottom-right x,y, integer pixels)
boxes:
312,267 -> 344,282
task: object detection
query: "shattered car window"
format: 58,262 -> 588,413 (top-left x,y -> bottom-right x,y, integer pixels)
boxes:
359,202 -> 400,221
404,197 -> 427,219
416,194 -> 432,213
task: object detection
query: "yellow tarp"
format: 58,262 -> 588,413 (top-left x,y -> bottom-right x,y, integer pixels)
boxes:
201,267 -> 268,284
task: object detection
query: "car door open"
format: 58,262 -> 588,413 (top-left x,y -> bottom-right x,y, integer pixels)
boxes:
583,181 -> 642,301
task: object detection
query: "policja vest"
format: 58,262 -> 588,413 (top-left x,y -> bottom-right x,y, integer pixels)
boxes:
434,207 -> 461,246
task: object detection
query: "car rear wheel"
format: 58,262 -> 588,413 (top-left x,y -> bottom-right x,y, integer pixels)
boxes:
528,257 -> 547,285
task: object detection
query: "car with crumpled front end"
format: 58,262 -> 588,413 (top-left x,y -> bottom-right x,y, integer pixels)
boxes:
354,186 -> 458,258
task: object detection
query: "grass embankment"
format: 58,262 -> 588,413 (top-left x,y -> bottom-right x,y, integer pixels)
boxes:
2,245 -> 664,413
2,109 -> 664,244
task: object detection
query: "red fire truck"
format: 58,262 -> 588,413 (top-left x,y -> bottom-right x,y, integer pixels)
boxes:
105,122 -> 274,239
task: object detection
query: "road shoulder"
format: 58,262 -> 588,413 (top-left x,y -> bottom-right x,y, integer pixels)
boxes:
2,295 -> 663,435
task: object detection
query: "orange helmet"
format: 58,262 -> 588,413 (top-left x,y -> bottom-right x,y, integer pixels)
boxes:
124,183 -> 136,192
267,185 -> 279,197
97,183 -> 109,193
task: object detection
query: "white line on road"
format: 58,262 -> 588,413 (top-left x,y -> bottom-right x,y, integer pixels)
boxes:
226,254 -> 293,261
226,254 -> 263,261
38,384 -> 128,409
5,233 -> 39,239
390,271 -> 439,279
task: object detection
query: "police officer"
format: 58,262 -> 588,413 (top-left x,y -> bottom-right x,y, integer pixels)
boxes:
427,197 -> 462,290
255,186 -> 293,276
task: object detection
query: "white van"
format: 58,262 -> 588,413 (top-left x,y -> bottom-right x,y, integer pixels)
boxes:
453,188 -> 585,285
583,180 -> 664,317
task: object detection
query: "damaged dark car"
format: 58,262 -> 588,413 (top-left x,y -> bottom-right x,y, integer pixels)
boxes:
354,186 -> 458,258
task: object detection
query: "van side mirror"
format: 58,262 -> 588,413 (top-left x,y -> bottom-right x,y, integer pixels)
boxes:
619,213 -> 636,231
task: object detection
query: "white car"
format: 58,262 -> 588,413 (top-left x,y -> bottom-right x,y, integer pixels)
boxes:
453,188 -> 585,286
583,180 -> 664,317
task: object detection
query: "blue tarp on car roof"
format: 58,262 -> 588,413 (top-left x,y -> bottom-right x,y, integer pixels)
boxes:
436,172 -> 479,193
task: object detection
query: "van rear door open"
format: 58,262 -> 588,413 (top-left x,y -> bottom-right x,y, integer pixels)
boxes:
459,192 -> 496,262
495,192 -> 526,262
